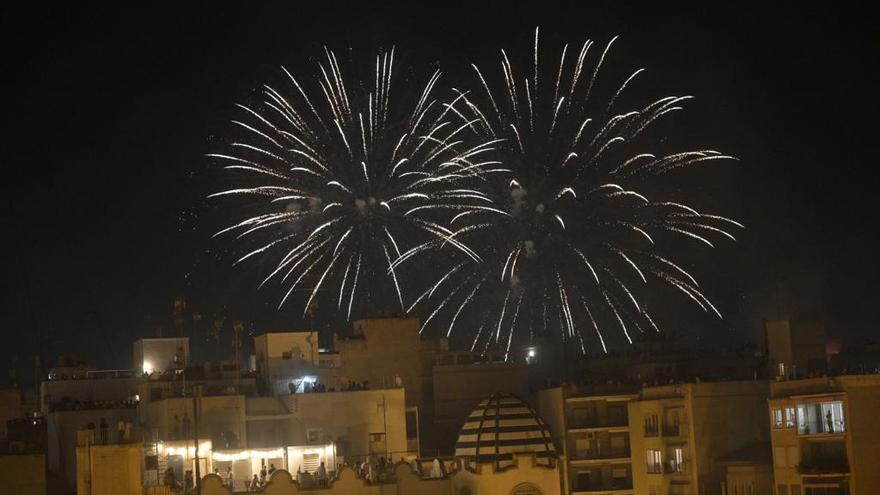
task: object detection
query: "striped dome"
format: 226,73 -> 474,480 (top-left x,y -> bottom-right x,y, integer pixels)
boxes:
455,393 -> 556,469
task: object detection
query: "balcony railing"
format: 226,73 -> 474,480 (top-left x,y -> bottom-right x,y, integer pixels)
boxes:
571,448 -> 632,461
798,419 -> 846,435
664,461 -> 686,474
797,457 -> 850,474
569,418 -> 630,429
662,424 -> 684,437
573,480 -> 634,492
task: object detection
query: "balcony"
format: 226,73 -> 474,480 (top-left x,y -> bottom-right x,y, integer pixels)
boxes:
570,448 -> 632,462
662,423 -> 685,437
569,418 -> 630,430
664,460 -> 687,475
797,455 -> 850,475
798,419 -> 846,436
572,480 -> 634,494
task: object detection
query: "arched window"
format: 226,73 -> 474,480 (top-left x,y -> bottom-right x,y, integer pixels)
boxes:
510,482 -> 543,495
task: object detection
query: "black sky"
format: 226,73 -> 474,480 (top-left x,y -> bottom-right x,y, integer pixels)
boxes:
2,3 -> 877,376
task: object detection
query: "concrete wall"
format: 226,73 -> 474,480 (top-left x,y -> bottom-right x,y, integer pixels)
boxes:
141,395 -> 247,446
432,363 -> 529,421
0,453 -> 46,495
76,442 -> 142,495
535,388 -> 566,456
279,387 -> 408,461
1,389 -> 26,440
452,455 -> 561,495
198,455 -> 559,495
335,318 -> 422,407
765,320 -> 825,378
46,408 -> 138,487
836,377 -> 880,494
630,381 -> 770,495
689,381 -> 770,495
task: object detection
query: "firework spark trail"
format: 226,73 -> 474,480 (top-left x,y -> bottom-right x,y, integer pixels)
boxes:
416,31 -> 741,357
210,48 -> 495,318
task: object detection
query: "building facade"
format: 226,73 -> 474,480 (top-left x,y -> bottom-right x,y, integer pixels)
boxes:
628,381 -> 770,495
538,384 -> 637,495
768,374 -> 880,495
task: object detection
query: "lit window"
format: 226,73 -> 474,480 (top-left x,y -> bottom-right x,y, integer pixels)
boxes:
646,449 -> 662,474
784,407 -> 796,428
772,408 -> 784,428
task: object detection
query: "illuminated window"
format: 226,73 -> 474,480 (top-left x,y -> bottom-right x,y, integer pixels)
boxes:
667,446 -> 684,473
785,407 -> 796,428
646,449 -> 662,474
302,453 -> 320,473
772,408 -> 784,428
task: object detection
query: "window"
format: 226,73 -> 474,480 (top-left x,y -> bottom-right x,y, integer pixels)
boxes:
785,407 -> 796,428
306,428 -> 322,444
608,404 -> 627,425
777,485 -> 789,495
797,400 -> 846,434
772,408 -> 784,428
302,453 -> 320,472
790,485 -> 801,495
646,449 -> 662,473
667,446 -> 684,473
369,432 -> 387,454
645,414 -> 659,436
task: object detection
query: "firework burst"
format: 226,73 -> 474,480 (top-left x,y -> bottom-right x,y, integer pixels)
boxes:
209,48 -> 502,319
414,29 -> 742,357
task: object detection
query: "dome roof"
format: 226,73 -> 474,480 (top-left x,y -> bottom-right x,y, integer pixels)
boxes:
455,393 -> 556,469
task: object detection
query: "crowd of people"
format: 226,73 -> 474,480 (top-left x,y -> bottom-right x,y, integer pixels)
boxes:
287,379 -> 371,394
84,417 -> 135,444
50,397 -> 138,413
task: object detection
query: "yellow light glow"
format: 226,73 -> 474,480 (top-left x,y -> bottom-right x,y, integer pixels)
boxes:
142,361 -> 154,374
211,448 -> 285,462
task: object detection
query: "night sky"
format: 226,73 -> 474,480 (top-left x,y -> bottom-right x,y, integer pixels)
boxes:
2,3 -> 876,378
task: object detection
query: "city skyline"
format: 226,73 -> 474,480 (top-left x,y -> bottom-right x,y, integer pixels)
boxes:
2,4 -> 876,375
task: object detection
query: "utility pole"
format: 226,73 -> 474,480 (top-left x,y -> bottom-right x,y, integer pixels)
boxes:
193,384 -> 202,495
233,321 -> 243,394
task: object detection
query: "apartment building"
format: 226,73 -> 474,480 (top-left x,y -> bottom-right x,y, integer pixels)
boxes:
768,374 -> 880,495
629,381 -> 770,495
539,383 -> 638,495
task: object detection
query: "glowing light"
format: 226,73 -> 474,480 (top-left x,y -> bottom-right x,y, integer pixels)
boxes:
142,362 -> 154,375
210,48 -> 494,320
416,30 -> 739,358
212,448 -> 285,462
